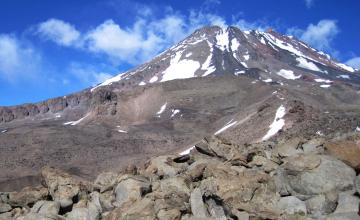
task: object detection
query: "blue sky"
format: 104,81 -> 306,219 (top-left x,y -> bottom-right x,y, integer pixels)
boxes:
1,0 -> 360,106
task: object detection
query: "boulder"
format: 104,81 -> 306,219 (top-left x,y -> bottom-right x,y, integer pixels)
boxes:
41,167 -> 86,208
160,177 -> 190,196
325,139 -> 360,170
355,175 -> 360,194
156,209 -> 182,220
190,188 -> 208,218
282,155 -> 355,196
99,191 -> 115,212
277,196 -> 307,215
31,200 -> 60,216
144,155 -> 187,177
207,138 -> 247,164
114,175 -> 151,208
107,197 -> 156,220
302,138 -> 324,153
334,191 -> 360,214
206,198 -> 227,220
273,137 -> 304,158
326,213 -> 360,220
17,212 -> 65,220
8,186 -> 48,207
0,203 -> 11,213
94,172 -> 118,193
65,207 -> 89,220
305,192 -> 338,215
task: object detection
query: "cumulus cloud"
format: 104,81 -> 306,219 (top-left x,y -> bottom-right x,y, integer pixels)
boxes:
68,62 -> 114,85
346,57 -> 360,69
233,19 -> 269,31
85,19 -> 162,64
37,18 -> 81,46
287,19 -> 339,52
0,34 -> 41,82
82,8 -> 228,64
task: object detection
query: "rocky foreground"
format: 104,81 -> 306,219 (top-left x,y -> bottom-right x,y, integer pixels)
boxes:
1,132 -> 360,220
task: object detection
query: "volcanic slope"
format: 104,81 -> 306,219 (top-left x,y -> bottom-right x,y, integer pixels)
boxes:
1,26 -> 360,191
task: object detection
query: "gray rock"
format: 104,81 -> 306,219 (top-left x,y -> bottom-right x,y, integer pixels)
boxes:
114,175 -> 151,208
18,213 -> 65,220
99,191 -> 115,212
277,196 -> 307,215
355,175 -> 360,194
93,172 -> 118,193
326,212 -> 360,220
283,155 -> 356,195
31,201 -> 60,216
65,207 -> 89,220
87,192 -> 102,220
206,198 -> 227,220
305,192 -> 338,215
302,138 -> 324,153
41,167 -> 84,208
8,186 -> 48,207
160,176 -> 190,195
190,188 -> 208,218
0,203 -> 11,213
144,155 -> 187,177
334,191 -> 360,214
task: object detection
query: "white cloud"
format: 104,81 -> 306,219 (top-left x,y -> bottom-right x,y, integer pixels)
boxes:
0,34 -> 41,82
305,0 -> 314,8
85,19 -> 162,64
68,62 -> 114,85
233,19 -> 269,31
346,57 -> 360,69
287,19 -> 339,52
84,9 -> 227,64
37,18 -> 81,46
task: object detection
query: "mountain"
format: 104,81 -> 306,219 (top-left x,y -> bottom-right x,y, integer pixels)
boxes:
1,25 -> 360,193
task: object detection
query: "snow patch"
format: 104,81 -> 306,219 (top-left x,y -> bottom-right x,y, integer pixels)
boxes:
231,38 -> 240,51
161,51 -> 200,82
262,78 -> 273,83
118,129 -> 127,133
171,109 -> 180,118
262,105 -> 286,140
201,41 -> 216,76
337,75 -> 350,79
179,146 -> 195,155
64,113 -> 90,126
260,37 -> 266,45
139,81 -> 146,86
296,57 -> 324,72
214,119 -> 238,135
334,63 -> 355,73
156,103 -> 167,116
243,55 -> 250,61
149,75 -> 158,83
234,70 -> 245,76
316,130 -> 324,136
185,52 -> 192,57
320,84 -> 331,88
91,73 -> 125,92
314,78 -> 332,83
1,129 -> 7,133
241,62 -> 248,68
216,29 -> 229,51
356,126 -> 360,132
276,69 -> 301,80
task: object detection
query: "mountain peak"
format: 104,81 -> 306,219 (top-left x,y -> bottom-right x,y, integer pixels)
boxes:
90,25 -> 359,92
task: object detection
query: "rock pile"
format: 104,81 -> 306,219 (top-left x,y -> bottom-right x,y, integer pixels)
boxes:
1,133 -> 360,220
